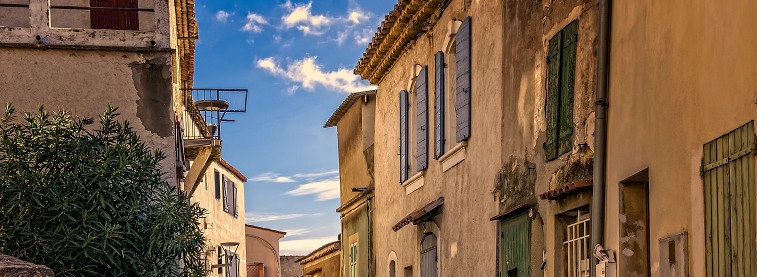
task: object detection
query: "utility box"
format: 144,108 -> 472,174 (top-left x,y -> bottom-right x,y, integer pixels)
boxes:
596,261 -> 617,277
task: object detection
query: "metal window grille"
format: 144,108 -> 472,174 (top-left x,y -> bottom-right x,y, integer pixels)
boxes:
563,210 -> 590,277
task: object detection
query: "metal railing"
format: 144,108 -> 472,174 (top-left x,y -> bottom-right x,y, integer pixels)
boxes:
182,88 -> 248,141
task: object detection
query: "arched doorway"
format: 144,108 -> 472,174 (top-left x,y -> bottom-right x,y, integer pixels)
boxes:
420,234 -> 438,277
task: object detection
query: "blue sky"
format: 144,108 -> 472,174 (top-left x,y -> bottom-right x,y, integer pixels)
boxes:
192,0 -> 393,255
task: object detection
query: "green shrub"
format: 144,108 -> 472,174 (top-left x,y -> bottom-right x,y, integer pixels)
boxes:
0,105 -> 206,277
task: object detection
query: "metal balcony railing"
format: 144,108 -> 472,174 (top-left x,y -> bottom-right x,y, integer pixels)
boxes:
182,88 -> 248,141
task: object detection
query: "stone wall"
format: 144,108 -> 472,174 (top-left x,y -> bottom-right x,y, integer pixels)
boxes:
0,254 -> 53,277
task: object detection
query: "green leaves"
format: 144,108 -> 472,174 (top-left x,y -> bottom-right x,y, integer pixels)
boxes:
0,105 -> 206,277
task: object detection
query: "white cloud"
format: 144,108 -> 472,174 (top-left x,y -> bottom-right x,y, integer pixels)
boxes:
243,13 -> 268,33
256,56 -> 375,94
282,228 -> 311,237
249,172 -> 296,183
346,10 -> 369,25
292,170 -> 339,179
354,27 -> 374,45
280,236 -> 339,255
215,11 -> 232,23
246,212 -> 306,223
285,178 -> 340,201
281,1 -> 332,35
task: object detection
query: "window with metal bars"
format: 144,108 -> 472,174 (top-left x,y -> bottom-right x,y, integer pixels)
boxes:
563,209 -> 590,277
544,20 -> 578,161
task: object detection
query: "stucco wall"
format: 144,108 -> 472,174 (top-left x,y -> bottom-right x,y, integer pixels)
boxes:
246,226 -> 285,277
370,1 -> 504,276
194,160 -> 248,277
0,47 -> 178,184
302,252 -> 340,277
341,204 -> 370,277
606,1 -> 757,276
337,99 -> 372,200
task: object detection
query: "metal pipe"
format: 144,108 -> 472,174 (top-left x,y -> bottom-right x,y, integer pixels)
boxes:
591,0 -> 612,275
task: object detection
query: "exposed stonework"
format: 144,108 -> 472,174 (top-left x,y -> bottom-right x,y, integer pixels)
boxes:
0,254 -> 54,277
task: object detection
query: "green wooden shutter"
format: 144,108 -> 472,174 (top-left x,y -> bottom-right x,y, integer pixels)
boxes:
544,33 -> 562,160
558,20 -> 578,156
704,122 -> 756,277
417,66 -> 429,171
501,212 -> 530,277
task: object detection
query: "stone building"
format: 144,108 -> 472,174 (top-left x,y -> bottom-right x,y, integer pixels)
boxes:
324,89 -> 377,277
348,0 -> 598,276
246,225 -> 286,277
279,256 -> 304,277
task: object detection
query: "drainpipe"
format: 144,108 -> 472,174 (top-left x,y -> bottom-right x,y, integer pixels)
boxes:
591,0 -> 611,275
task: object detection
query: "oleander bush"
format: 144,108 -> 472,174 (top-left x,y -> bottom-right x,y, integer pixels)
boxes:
0,105 -> 206,277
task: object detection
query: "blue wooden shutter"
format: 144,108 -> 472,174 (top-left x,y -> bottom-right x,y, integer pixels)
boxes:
434,51 -> 445,159
214,170 -> 221,199
544,32 -> 561,161
222,175 -> 228,212
416,66 -> 429,171
232,182 -> 238,217
455,17 -> 472,142
558,20 -> 578,156
400,90 -> 409,183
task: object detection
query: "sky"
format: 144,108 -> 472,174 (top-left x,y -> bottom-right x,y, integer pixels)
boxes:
192,0 -> 394,255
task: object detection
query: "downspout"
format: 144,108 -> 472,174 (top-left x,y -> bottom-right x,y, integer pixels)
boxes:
591,0 -> 611,275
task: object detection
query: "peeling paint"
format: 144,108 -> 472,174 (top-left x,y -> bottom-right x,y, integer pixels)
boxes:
130,57 -> 172,137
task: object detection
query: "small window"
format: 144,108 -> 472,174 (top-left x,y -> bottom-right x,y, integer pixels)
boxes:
444,40 -> 458,153
222,175 -> 228,212
544,20 -> 578,161
349,242 -> 358,277
562,209 -> 590,277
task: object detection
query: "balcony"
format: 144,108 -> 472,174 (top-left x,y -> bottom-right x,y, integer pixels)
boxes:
0,0 -> 171,49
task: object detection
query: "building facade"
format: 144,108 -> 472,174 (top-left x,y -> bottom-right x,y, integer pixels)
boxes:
350,0 -> 598,276
297,241 -> 341,277
246,225 -> 286,277
192,159 -> 248,277
603,1 -> 757,276
325,90 -> 377,277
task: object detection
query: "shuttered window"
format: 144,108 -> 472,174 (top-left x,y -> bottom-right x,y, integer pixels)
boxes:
704,122 -> 756,277
416,66 -> 429,171
90,0 -> 139,30
400,90 -> 409,183
349,242 -> 358,277
434,51 -> 446,159
544,20 -> 578,161
500,212 -> 530,277
455,17 -> 472,142
232,182 -> 238,218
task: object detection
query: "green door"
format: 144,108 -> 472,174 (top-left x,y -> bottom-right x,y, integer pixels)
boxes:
704,122 -> 757,277
501,212 -> 531,277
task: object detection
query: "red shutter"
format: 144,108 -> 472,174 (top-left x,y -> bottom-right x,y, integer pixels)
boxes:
90,0 -> 139,30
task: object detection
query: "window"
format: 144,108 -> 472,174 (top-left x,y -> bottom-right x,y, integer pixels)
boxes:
703,122 -> 756,276
389,260 -> 396,277
400,66 -> 429,182
349,242 -> 358,277
232,182 -> 238,218
225,250 -> 240,277
544,20 -> 578,161
90,0 -> 140,30
420,234 -> 438,277
214,170 -> 221,199
562,209 -> 590,277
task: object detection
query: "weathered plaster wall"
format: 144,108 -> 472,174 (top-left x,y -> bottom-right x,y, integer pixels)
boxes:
193,160 -> 248,277
371,0 -> 504,276
337,100 -> 372,201
606,1 -> 757,276
497,0 -> 598,275
246,226 -> 284,277
341,204 -> 370,277
0,48 -> 178,183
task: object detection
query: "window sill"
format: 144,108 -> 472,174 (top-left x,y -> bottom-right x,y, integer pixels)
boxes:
402,171 -> 425,195
439,141 -> 467,172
